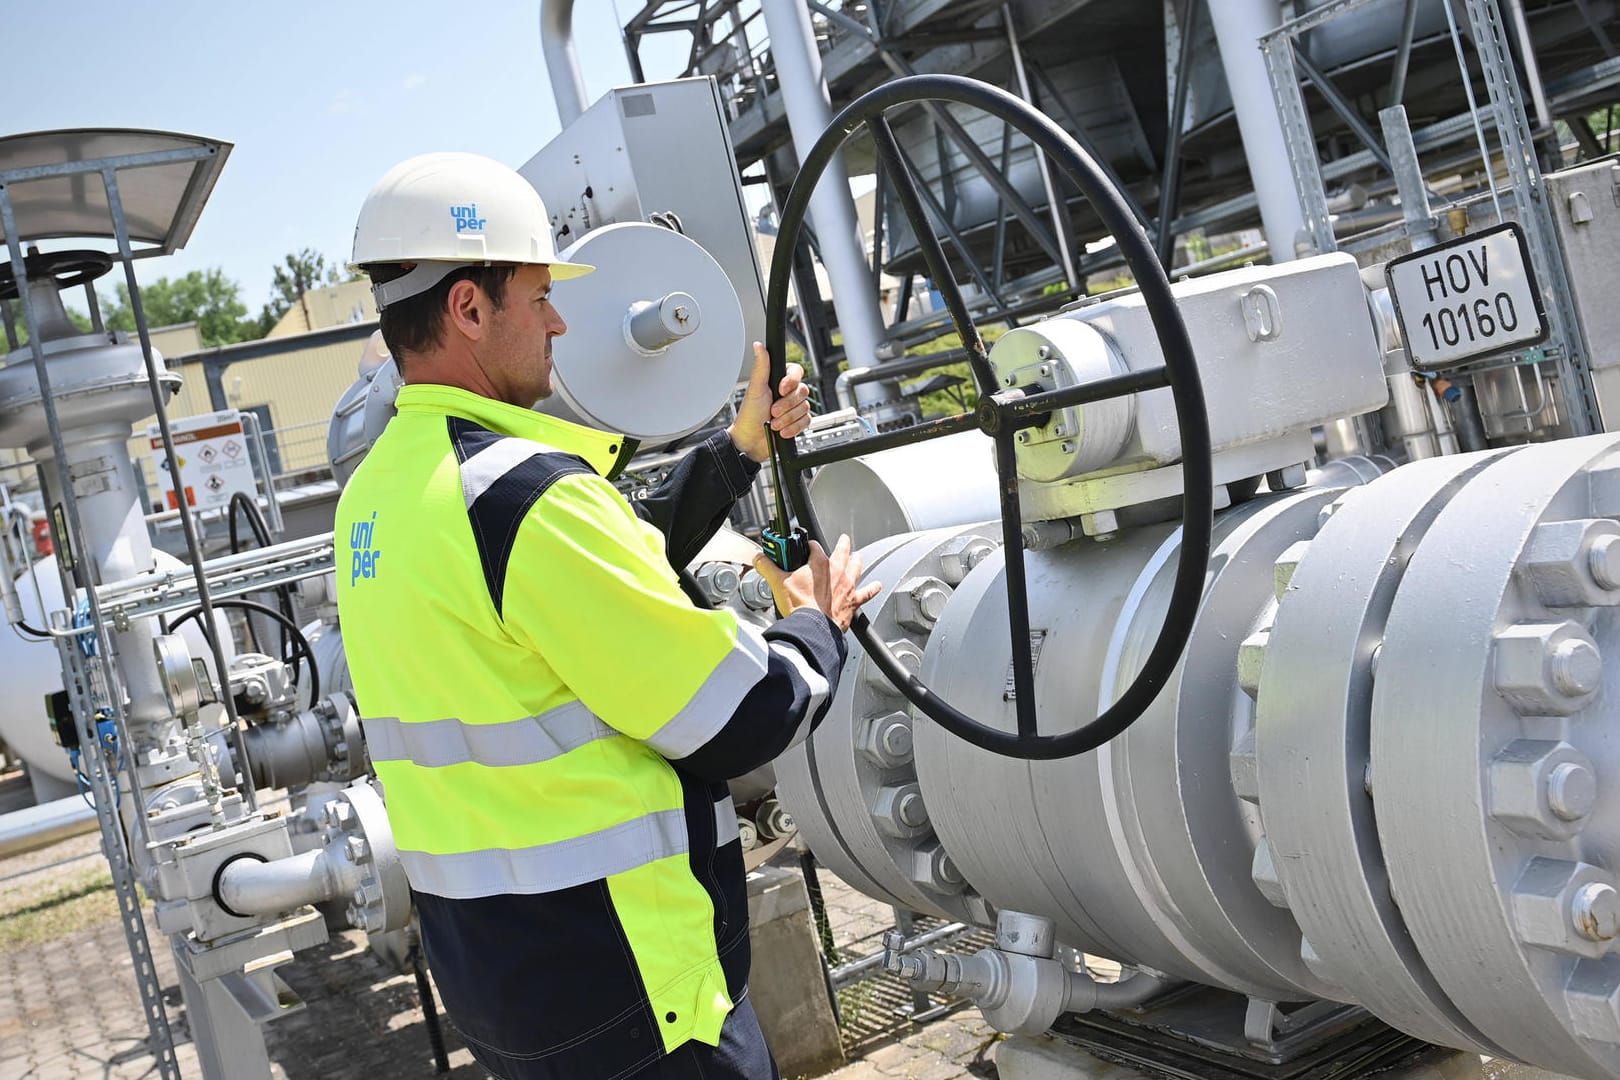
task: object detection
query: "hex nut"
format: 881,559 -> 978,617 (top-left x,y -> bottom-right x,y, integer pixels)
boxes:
1273,541 -> 1311,601
858,711 -> 914,768
1524,519 -> 1620,608
909,842 -> 965,895
939,534 -> 997,582
1493,622 -> 1603,716
737,572 -> 776,612
1237,628 -> 1271,700
866,640 -> 923,693
895,576 -> 951,633
1511,858 -> 1618,959
1229,728 -> 1259,804
873,783 -> 931,839
695,562 -> 740,602
1488,740 -> 1598,840
1266,463 -> 1308,492
1251,841 -> 1290,910
1080,509 -> 1120,538
1566,958 -> 1620,1043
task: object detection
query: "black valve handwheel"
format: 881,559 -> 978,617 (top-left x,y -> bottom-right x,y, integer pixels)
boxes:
0,248 -> 115,302
764,74 -> 1214,760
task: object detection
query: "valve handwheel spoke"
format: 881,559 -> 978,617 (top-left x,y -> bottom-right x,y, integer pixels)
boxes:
764,74 -> 1214,760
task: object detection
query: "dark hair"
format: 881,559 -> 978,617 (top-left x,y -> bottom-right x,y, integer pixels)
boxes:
369,264 -> 517,368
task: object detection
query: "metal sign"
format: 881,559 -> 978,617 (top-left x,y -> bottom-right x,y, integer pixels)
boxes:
147,409 -> 258,511
1384,223 -> 1548,371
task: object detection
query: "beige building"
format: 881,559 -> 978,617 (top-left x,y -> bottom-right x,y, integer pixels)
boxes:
265,279 -> 376,338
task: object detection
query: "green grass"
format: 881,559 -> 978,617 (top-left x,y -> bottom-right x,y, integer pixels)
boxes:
0,867 -> 117,953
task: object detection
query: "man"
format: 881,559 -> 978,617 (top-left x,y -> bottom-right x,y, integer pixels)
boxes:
335,151 -> 879,1080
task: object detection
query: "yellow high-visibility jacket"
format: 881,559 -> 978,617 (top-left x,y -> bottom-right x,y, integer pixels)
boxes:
336,383 -> 845,1078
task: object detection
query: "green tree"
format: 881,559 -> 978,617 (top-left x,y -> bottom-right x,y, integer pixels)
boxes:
101,268 -> 253,347
3,302 -> 92,347
257,248 -> 353,335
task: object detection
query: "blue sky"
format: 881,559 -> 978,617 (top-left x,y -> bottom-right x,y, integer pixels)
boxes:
6,0 -> 690,317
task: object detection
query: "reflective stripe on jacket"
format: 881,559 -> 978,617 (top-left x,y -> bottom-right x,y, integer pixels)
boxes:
335,383 -> 845,1077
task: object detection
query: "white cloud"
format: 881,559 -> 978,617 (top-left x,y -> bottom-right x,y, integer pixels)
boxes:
402,73 -> 428,91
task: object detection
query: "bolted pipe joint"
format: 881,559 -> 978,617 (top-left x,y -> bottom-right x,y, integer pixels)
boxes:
625,292 -> 701,355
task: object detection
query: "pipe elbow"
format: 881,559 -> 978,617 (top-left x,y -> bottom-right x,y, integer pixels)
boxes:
216,845 -> 361,917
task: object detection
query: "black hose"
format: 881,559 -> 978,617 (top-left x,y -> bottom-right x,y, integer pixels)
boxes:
410,944 -> 451,1074
169,597 -> 319,707
764,74 -> 1213,761
227,492 -> 298,660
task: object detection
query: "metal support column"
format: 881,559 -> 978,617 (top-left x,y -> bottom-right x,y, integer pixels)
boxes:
1464,0 -> 1601,434
1158,0 -> 1200,268
1004,3 -> 1078,287
1213,0 -> 1311,261
760,0 -> 890,377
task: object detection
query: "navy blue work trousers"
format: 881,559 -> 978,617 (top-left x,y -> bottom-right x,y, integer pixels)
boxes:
469,998 -> 780,1080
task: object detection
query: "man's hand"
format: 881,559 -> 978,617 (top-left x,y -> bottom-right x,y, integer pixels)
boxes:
752,534 -> 882,632
730,341 -> 812,463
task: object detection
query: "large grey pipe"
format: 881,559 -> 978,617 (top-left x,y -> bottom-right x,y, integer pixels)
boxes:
1208,0 -> 1308,262
0,794 -> 98,859
540,0 -> 589,126
760,0 -> 890,379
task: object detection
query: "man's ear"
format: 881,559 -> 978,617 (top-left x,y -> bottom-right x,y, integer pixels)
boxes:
445,278 -> 486,342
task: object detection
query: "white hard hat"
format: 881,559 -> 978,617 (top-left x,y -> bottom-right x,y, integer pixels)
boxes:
351,151 -> 594,309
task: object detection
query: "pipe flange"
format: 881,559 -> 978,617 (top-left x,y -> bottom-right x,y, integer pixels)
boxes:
1370,436 -> 1620,1076
326,779 -> 411,935
1255,449 -> 1517,1054
774,525 -> 1000,923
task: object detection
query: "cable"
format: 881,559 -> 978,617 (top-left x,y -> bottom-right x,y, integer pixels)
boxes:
169,597 -> 319,708
227,492 -> 296,662
73,599 -> 96,658
410,943 -> 451,1074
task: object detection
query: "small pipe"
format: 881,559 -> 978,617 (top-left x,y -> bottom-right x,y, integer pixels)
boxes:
1073,968 -> 1176,1012
834,348 -> 971,408
216,844 -> 361,916
1449,380 -> 1491,452
833,922 -> 968,989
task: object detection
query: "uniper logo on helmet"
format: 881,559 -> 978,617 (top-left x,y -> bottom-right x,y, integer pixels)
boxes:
349,152 -> 593,306
450,203 -> 486,233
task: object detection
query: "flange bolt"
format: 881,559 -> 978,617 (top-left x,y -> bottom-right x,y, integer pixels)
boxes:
1573,882 -> 1620,943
